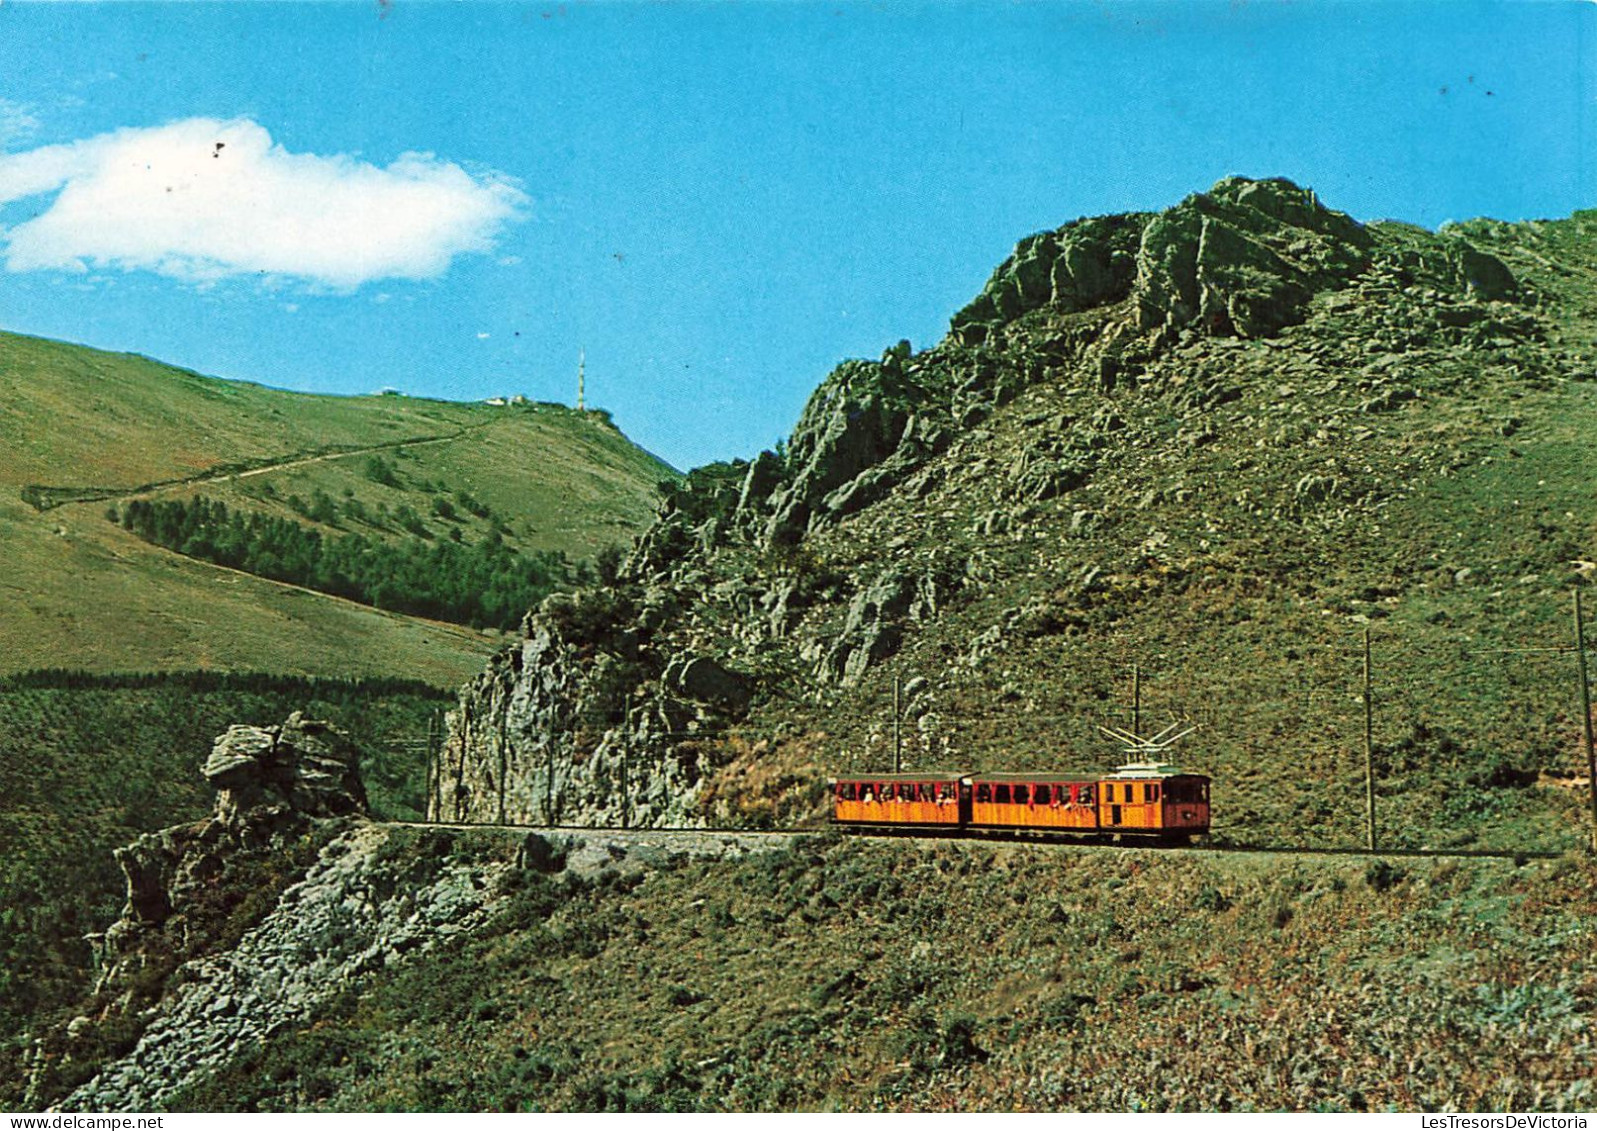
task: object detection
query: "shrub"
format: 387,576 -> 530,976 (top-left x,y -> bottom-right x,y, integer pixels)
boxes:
1365,859 -> 1407,893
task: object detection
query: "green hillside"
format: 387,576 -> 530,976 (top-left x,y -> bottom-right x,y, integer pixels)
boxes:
0,331 -> 677,682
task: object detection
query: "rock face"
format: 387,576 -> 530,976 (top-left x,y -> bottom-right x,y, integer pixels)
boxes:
57,825 -> 794,1111
431,604 -> 741,828
65,825 -> 512,1112
434,175 -> 1539,830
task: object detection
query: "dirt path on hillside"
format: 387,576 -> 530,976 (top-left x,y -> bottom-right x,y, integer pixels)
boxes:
20,419 -> 500,512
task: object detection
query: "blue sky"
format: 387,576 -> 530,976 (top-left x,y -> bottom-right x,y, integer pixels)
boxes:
0,2 -> 1591,471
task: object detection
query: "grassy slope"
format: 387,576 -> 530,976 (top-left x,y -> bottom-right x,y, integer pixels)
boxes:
169,833 -> 1596,1112
0,330 -> 677,681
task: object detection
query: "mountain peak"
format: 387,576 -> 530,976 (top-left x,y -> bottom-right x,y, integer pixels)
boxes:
950,175 -> 1517,351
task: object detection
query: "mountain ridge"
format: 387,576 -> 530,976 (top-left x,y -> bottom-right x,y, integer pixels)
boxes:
15,175 -> 1597,1114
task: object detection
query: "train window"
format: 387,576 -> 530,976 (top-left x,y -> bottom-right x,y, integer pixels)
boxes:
1149,783 -> 1160,803
995,784 -> 1011,804
937,783 -> 953,802
837,783 -> 852,801
1080,785 -> 1094,805
1013,784 -> 1029,805
915,783 -> 930,802
975,783 -> 991,803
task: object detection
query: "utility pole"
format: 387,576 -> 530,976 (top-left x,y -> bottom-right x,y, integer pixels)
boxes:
424,711 -> 439,822
1574,590 -> 1597,851
893,675 -> 903,773
1363,626 -> 1377,852
1132,664 -> 1142,737
621,738 -> 630,830
577,348 -> 586,412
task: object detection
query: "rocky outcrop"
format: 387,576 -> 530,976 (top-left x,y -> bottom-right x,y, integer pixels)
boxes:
204,714 -> 368,825
818,563 -> 952,685
431,592 -> 752,829
105,714 -> 366,945
64,825 -> 514,1112
104,713 -> 367,947
58,822 -> 798,1112
1132,177 -> 1375,339
951,212 -> 1149,343
22,713 -> 372,1110
756,355 -> 921,546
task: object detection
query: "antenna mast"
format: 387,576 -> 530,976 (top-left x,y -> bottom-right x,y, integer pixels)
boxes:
577,348 -> 586,411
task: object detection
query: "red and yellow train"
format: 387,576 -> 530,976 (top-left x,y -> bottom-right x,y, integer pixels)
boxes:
829,761 -> 1211,843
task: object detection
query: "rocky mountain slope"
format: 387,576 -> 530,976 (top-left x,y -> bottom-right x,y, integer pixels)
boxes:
437,177 -> 1597,853
19,716 -> 789,1111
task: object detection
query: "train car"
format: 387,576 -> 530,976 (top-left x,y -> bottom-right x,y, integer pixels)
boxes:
966,773 -> 1102,833
829,772 -> 966,829
1098,761 -> 1211,843
831,761 -> 1211,843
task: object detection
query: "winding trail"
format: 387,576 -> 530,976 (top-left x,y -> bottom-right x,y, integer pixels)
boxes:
21,419 -> 501,512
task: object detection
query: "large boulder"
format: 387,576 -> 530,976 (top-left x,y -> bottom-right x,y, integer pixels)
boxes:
204,712 -> 368,825
760,359 -> 915,545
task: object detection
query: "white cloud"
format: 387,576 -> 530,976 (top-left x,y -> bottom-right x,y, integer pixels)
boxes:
0,117 -> 527,288
0,100 -> 40,148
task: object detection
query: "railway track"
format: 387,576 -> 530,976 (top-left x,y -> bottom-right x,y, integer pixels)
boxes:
387,820 -> 1566,861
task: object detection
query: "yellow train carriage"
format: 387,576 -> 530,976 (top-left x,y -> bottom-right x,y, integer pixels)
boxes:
1100,762 -> 1210,841
967,774 -> 1100,832
830,773 -> 965,828
829,763 -> 1210,843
